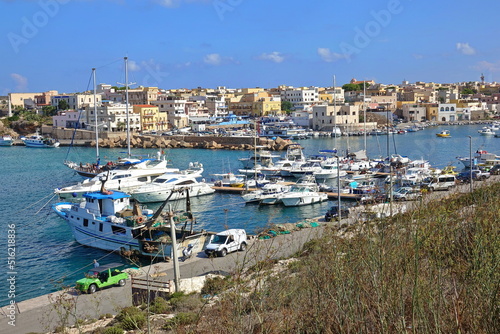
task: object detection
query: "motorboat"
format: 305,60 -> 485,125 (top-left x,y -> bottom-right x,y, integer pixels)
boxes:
0,135 -> 13,146
478,127 -> 496,136
22,132 -> 60,148
436,130 -> 451,137
52,189 -> 156,252
278,183 -> 328,207
241,183 -> 290,204
260,144 -> 306,177
129,163 -> 215,203
54,160 -> 177,199
313,163 -> 348,180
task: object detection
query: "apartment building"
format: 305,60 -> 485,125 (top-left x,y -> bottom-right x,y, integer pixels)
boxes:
133,105 -> 163,132
280,86 -> 319,111
312,104 -> 360,131
51,93 -> 101,110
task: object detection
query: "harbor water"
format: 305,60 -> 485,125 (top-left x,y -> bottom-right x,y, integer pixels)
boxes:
1,123 -> 498,306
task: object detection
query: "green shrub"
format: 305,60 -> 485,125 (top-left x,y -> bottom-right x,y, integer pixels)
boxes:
150,296 -> 170,314
201,276 -> 231,296
169,293 -> 203,312
162,312 -> 199,331
101,326 -> 124,334
115,306 -> 146,330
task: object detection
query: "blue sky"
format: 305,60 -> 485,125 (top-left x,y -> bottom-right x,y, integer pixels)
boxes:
2,0 -> 500,94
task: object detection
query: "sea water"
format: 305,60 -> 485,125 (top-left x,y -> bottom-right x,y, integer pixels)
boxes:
0,123 -> 498,306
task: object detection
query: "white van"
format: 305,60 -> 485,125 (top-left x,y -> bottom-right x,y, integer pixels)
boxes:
204,229 -> 247,257
423,174 -> 456,191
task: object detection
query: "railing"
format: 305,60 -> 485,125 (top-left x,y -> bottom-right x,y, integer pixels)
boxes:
131,276 -> 173,306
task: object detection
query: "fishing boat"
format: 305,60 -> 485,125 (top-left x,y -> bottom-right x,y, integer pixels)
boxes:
0,135 -> 13,146
436,130 -> 451,137
52,188 -> 157,252
457,149 -> 500,168
133,190 -> 216,258
22,132 -> 60,148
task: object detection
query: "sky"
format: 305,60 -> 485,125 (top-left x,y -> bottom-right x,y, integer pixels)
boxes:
1,0 -> 500,94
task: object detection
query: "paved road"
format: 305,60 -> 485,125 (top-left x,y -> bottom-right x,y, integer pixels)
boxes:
2,174 -> 497,333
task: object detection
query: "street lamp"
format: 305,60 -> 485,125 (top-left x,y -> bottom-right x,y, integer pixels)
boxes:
336,155 -> 341,223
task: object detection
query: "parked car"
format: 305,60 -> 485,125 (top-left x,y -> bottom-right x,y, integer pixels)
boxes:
75,263 -> 129,294
457,169 -> 491,182
392,187 -> 422,201
324,205 -> 350,222
205,229 -> 247,257
488,164 -> 500,175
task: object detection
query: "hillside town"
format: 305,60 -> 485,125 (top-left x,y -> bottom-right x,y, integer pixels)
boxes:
1,77 -> 499,137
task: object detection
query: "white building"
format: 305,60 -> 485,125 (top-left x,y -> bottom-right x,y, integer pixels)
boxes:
437,103 -> 457,122
280,87 -> 319,111
51,94 -> 101,110
84,103 -> 140,133
151,96 -> 189,129
52,110 -> 87,129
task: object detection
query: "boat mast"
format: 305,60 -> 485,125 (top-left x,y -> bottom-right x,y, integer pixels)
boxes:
124,57 -> 131,158
363,81 -> 367,156
333,75 -> 337,150
93,68 -> 99,160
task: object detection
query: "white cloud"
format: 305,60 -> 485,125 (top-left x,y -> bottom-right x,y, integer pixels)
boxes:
10,73 -> 28,91
456,42 -> 476,56
317,48 -> 346,62
204,53 -> 222,65
413,54 -> 424,60
475,60 -> 500,72
128,60 -> 141,72
259,51 -> 285,63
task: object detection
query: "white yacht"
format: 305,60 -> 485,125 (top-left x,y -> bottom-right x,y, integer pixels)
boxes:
241,183 -> 290,204
129,163 -> 215,203
55,160 -> 177,199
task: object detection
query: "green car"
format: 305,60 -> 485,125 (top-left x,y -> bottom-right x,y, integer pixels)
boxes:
75,263 -> 129,294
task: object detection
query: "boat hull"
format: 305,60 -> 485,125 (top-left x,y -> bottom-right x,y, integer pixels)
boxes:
280,193 -> 328,207
131,184 -> 215,203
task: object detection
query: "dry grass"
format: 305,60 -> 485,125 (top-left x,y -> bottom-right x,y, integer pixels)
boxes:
186,183 -> 500,333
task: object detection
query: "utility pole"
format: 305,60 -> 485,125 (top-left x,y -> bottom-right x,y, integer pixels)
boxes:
168,205 -> 181,292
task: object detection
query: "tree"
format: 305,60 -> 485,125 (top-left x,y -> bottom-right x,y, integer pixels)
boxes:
58,100 -> 69,111
342,83 -> 361,92
461,88 -> 476,95
281,101 -> 293,112
42,105 -> 57,116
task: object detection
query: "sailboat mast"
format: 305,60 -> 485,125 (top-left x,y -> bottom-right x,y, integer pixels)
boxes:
125,57 -> 131,158
93,68 -> 99,160
333,75 -> 337,150
363,81 -> 367,155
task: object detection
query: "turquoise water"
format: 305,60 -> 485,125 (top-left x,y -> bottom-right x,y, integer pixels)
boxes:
0,123 -> 498,306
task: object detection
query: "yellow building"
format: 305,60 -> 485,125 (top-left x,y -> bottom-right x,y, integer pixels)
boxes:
228,91 -> 281,116
133,105 -> 162,132
425,104 -> 439,121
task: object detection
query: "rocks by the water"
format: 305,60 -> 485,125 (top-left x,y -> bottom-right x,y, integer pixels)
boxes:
87,134 -> 293,151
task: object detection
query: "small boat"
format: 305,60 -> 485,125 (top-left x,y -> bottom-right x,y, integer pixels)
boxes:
277,175 -> 328,207
241,183 -> 290,204
0,135 -> 13,146
436,130 -> 450,137
22,132 -> 60,148
478,127 -> 496,136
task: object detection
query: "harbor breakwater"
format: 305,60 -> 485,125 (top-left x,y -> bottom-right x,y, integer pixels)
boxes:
41,125 -> 292,151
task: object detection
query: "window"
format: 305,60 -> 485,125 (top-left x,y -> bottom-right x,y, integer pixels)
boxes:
99,223 -> 103,232
83,219 -> 89,227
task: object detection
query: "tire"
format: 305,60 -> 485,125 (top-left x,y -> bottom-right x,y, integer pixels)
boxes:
118,279 -> 126,287
219,248 -> 227,257
239,242 -> 247,251
88,284 -> 97,294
